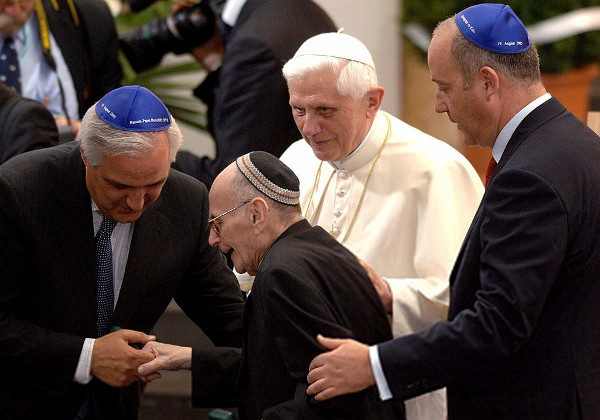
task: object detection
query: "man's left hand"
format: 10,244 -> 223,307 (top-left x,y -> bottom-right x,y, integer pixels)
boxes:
356,256 -> 392,314
307,335 -> 374,400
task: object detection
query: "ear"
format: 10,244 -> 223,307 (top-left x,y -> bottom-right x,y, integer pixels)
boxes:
479,66 -> 500,101
366,87 -> 385,118
248,197 -> 270,232
80,146 -> 90,167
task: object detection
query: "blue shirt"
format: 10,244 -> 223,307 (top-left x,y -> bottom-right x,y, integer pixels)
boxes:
1,12 -> 79,120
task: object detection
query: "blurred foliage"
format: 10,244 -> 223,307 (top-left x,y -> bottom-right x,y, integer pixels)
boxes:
114,0 -> 207,131
402,0 -> 600,74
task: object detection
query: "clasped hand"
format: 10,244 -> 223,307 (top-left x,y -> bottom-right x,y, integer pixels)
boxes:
91,329 -> 156,387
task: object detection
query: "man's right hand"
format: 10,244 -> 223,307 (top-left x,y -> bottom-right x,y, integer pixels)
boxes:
91,329 -> 156,387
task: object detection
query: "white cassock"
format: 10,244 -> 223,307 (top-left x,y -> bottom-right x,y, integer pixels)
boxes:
280,110 -> 484,420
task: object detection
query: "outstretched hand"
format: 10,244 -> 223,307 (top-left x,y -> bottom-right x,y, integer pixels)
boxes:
306,335 -> 375,400
138,341 -> 193,383
92,329 -> 156,387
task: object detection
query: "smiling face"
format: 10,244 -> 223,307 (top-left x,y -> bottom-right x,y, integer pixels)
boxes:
81,131 -> 171,224
428,28 -> 495,147
288,69 -> 375,162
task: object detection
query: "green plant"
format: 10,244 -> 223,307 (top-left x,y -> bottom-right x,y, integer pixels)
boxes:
114,0 -> 207,130
402,0 -> 600,74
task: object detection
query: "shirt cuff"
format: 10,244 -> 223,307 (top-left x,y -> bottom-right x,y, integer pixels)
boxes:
369,345 -> 393,401
74,338 -> 95,384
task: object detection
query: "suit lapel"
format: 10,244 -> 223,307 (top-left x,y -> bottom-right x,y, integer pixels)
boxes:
112,203 -> 170,326
239,292 -> 252,374
493,97 -> 566,184
234,0 -> 264,28
55,143 -> 98,335
450,98 -> 566,288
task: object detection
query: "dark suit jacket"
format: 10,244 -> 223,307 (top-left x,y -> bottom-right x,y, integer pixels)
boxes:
41,0 -> 122,118
0,142 -> 244,420
0,82 -> 58,165
171,0 -> 336,188
192,220 -> 405,419
376,97 -> 600,419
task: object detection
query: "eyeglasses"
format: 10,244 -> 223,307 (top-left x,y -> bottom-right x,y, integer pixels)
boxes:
208,200 -> 250,235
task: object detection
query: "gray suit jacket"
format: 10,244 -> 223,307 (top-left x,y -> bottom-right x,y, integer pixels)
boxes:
0,142 -> 244,419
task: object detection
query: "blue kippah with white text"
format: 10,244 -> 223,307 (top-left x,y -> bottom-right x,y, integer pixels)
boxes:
455,3 -> 530,54
95,85 -> 171,132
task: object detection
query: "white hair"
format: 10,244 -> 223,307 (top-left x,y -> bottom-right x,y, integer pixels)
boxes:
282,55 -> 378,99
78,104 -> 183,166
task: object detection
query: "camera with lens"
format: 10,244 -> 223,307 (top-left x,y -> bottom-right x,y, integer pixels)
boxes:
119,0 -> 225,73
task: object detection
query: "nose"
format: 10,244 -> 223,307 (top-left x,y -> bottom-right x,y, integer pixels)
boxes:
125,188 -> 145,212
301,113 -> 322,137
208,228 -> 219,247
434,92 -> 448,114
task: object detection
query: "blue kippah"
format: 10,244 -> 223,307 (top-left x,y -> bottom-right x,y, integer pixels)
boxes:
455,3 -> 530,54
95,85 -> 171,132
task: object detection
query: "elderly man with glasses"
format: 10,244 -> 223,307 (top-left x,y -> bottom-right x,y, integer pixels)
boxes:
137,151 -> 406,420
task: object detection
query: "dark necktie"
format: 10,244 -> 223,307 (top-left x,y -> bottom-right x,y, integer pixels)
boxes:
0,38 -> 21,93
485,157 -> 497,188
95,217 -> 117,337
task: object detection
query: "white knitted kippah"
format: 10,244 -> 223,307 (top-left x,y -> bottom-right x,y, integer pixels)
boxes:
236,152 -> 300,206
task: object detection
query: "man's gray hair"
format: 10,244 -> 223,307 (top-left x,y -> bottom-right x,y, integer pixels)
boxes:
434,17 -> 541,90
78,104 -> 183,166
282,55 -> 378,99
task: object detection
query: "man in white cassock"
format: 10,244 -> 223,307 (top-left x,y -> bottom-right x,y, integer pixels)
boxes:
278,31 -> 484,420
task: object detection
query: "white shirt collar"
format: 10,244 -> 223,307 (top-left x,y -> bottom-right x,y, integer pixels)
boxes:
492,93 -> 551,162
221,0 -> 247,26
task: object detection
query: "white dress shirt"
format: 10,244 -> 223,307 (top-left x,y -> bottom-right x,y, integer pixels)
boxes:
73,202 -> 134,384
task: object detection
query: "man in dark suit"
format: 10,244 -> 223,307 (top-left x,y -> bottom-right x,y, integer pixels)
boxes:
0,81 -> 58,164
303,4 -> 600,419
171,0 -> 336,189
0,0 -> 122,136
0,85 -> 244,419
138,151 -> 405,419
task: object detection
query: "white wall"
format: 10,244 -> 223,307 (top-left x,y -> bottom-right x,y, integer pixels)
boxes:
313,0 -> 402,117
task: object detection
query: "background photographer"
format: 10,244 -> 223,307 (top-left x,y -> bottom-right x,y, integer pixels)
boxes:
121,0 -> 336,189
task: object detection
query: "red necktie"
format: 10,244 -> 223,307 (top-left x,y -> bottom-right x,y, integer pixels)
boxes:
485,157 -> 497,188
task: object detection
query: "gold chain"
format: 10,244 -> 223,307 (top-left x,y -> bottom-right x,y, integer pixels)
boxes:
304,113 -> 392,244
